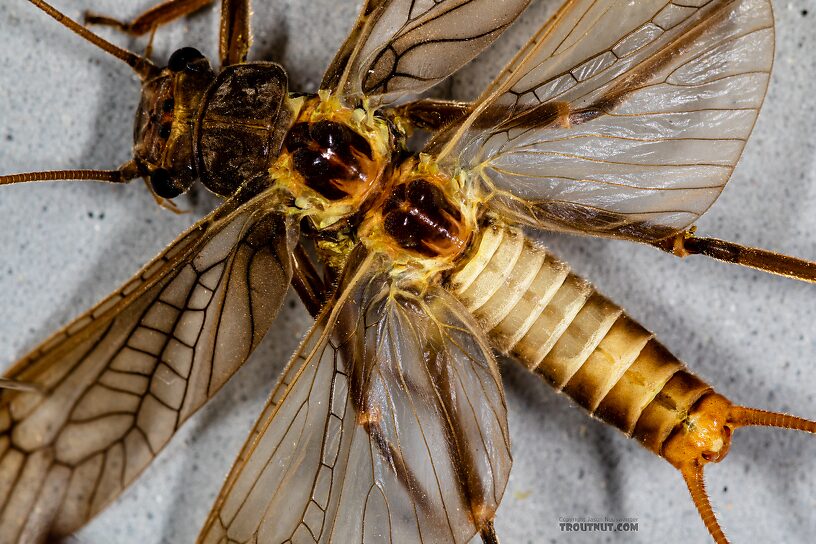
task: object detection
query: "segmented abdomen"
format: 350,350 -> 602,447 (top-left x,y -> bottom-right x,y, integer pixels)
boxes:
449,223 -> 712,456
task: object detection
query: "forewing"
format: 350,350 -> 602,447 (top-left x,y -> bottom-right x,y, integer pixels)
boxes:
0,190 -> 295,542
439,0 -> 774,241
328,0 -> 532,106
321,0 -> 388,92
199,251 -> 511,544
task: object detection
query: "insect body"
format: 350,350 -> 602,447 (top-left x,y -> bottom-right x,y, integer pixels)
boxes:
135,50 -> 290,200
1,0 -> 815,543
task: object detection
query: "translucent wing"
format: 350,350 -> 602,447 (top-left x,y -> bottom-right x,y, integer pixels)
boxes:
321,0 -> 388,92
0,189 -> 295,542
438,0 -> 774,241
327,0 -> 532,106
199,250 -> 511,544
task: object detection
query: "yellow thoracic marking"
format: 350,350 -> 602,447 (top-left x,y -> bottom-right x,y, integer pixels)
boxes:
358,158 -> 479,283
272,94 -> 393,229
450,223 -> 714,456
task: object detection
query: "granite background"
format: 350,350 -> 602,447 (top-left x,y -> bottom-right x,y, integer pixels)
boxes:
1,1 -> 815,542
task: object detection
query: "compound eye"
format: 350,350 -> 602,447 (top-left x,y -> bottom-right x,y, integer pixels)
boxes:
150,168 -> 183,199
167,47 -> 205,73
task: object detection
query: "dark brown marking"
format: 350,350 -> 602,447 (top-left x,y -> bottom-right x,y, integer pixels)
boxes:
195,62 -> 289,196
283,120 -> 374,200
382,179 -> 466,257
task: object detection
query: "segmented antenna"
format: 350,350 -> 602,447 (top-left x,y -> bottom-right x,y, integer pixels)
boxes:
27,0 -> 158,79
0,161 -> 140,186
1,4 -> 151,187
682,465 -> 728,544
728,406 -> 816,433
676,401 -> 816,544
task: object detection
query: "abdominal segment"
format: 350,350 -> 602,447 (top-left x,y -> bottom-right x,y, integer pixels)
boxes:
449,223 -> 714,457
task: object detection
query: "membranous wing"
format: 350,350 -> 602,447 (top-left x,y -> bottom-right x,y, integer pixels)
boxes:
0,189 -> 295,542
199,250 -> 511,544
438,0 -> 774,241
326,0 -> 532,106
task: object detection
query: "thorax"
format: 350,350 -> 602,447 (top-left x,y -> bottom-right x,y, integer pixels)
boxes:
274,95 -> 477,281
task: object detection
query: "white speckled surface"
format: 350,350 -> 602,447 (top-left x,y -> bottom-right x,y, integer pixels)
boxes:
1,1 -> 814,543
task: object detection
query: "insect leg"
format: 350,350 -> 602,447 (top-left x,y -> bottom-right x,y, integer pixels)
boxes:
427,332 -> 504,542
219,0 -> 251,67
84,0 -> 215,37
480,520 -> 500,544
291,243 -> 327,318
360,416 -> 434,515
650,232 -> 816,284
140,177 -> 192,214
393,99 -> 472,132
